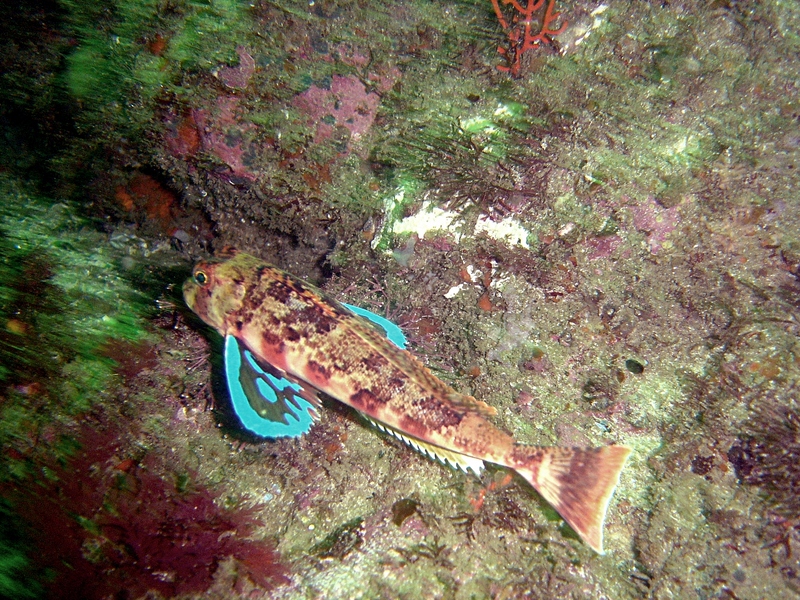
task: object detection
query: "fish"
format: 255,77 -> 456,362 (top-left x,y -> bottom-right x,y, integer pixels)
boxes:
183,249 -> 631,553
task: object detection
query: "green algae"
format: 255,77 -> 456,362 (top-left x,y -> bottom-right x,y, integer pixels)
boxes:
0,500 -> 40,600
61,0 -> 251,101
60,0 -> 162,102
2,0 -> 800,596
165,0 -> 251,69
0,176 -> 151,458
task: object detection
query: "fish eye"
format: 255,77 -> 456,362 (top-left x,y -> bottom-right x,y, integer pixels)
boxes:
194,271 -> 208,285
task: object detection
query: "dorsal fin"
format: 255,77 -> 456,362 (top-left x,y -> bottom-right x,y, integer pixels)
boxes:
341,302 -> 407,349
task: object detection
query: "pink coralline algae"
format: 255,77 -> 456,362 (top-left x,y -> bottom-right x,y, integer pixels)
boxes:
192,96 -> 258,180
334,43 -> 371,68
216,46 -> 256,89
164,112 -> 201,157
293,75 -> 380,148
631,196 -> 680,254
586,234 -> 622,260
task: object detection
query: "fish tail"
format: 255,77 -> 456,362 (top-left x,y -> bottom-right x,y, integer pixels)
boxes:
510,444 -> 631,554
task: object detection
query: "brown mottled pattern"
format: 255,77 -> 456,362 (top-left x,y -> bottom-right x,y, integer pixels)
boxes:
306,359 -> 331,384
183,252 -> 632,554
350,389 -> 382,413
184,253 -> 514,463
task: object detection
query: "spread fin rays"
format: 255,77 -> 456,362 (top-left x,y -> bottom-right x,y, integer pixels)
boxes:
224,335 -> 319,438
367,417 -> 485,476
221,291 -> 630,553
224,303 -> 409,438
367,418 -> 630,554
512,445 -> 631,554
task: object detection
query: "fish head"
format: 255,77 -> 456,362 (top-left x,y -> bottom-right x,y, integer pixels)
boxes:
183,250 -> 258,335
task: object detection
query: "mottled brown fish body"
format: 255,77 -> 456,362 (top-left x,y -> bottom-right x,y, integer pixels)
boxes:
184,251 -> 631,553
186,254 -> 510,461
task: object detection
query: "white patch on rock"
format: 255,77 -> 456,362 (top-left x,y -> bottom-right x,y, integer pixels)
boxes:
392,200 -> 461,240
474,215 -> 531,249
444,283 -> 466,298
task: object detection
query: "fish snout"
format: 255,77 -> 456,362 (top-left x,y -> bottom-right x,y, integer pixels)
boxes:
183,277 -> 199,311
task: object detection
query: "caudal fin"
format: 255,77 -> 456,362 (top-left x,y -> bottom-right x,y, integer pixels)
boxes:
511,445 -> 631,554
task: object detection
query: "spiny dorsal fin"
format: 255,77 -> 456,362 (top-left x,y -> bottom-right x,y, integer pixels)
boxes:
366,417 -> 485,476
446,391 -> 497,417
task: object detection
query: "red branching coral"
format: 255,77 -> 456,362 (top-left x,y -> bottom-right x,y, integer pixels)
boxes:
491,0 -> 568,76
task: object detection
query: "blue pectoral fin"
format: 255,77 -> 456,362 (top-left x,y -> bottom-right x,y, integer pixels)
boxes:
224,335 -> 318,438
224,305 -> 404,437
342,303 -> 407,349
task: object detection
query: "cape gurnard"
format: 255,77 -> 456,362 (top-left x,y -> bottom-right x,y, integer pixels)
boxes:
183,250 -> 631,553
